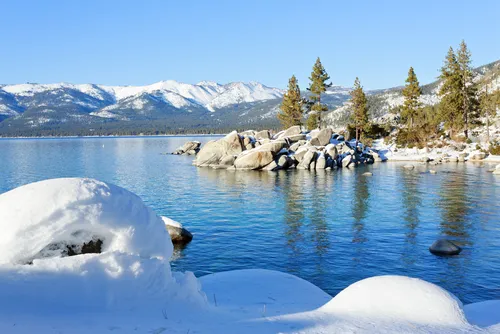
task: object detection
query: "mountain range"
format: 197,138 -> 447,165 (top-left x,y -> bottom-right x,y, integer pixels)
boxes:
0,59 -> 498,136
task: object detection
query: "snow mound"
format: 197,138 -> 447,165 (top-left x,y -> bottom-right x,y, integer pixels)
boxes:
323,275 -> 467,326
464,300 -> 500,327
200,269 -> 331,316
0,178 -> 206,314
0,178 -> 170,265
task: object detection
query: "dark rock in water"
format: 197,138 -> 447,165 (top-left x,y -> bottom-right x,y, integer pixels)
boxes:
166,225 -> 193,245
429,239 -> 462,256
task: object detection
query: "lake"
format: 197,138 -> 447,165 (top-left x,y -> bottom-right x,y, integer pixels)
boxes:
1,136 -> 499,304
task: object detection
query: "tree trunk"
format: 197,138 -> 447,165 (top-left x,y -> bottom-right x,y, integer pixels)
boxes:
317,96 -> 322,130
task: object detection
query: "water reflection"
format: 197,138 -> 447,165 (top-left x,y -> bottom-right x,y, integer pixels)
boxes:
438,171 -> 472,246
399,171 -> 421,266
351,175 -> 369,244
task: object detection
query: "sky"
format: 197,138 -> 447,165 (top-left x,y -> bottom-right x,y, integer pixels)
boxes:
1,0 -> 499,90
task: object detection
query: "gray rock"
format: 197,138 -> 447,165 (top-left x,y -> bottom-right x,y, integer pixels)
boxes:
254,130 -> 271,140
285,134 -> 307,143
277,125 -> 301,139
429,169 -> 437,174
256,141 -> 288,155
325,144 -> 338,160
297,150 -> 316,170
342,155 -> 353,168
293,148 -> 308,163
172,141 -> 201,155
245,143 -> 254,151
310,128 -> 333,146
429,239 -> 462,256
470,152 -> 486,161
243,136 -> 251,146
315,155 -> 326,169
240,130 -> 256,136
234,151 -> 274,170
194,131 -> 244,166
220,155 -> 236,166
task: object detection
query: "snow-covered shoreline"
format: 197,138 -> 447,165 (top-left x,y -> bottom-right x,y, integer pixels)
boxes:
0,178 -> 499,333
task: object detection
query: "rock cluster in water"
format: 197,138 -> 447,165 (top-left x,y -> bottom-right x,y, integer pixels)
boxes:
188,126 -> 386,171
172,141 -> 201,155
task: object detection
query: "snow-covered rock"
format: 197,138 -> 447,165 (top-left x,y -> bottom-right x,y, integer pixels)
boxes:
322,275 -> 467,326
162,216 -> 193,245
0,178 -> 206,313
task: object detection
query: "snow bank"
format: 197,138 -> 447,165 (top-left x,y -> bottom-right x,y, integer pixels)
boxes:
200,269 -> 331,316
0,178 -> 170,265
323,275 -> 467,326
0,178 -> 206,314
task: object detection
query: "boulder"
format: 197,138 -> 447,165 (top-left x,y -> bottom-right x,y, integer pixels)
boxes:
220,155 -> 236,166
325,144 -> 338,160
194,131 -> 244,166
297,150 -> 316,170
243,136 -> 251,146
194,140 -> 224,166
293,147 -> 308,163
341,155 -> 353,168
277,125 -> 301,139
239,130 -> 255,137
310,128 -> 333,146
469,152 -> 486,161
277,155 -> 293,169
172,141 -> 201,155
429,239 -> 462,256
458,156 -> 466,162
289,142 -> 302,152
315,155 -> 326,169
256,141 -> 288,155
254,130 -> 271,140
234,151 -> 274,170
245,143 -> 254,150
162,217 -> 193,245
403,164 -> 415,170
285,134 -> 307,143
429,169 -> 437,174
420,156 -> 430,163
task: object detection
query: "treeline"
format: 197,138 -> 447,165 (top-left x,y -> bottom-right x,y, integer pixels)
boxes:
277,41 -> 500,148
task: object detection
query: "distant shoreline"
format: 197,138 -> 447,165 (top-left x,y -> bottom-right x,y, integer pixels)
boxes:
0,133 -> 226,140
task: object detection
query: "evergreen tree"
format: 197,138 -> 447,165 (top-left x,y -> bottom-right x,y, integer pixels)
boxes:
278,75 -> 304,128
438,47 -> 462,138
456,40 -> 479,138
307,57 -> 332,129
350,77 -> 368,144
401,67 -> 422,128
480,84 -> 499,143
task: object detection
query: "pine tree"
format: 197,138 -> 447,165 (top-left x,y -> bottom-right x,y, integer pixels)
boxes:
438,47 -> 462,138
277,75 -> 304,129
456,40 -> 479,138
350,77 -> 368,144
480,84 -> 499,143
401,67 -> 422,128
307,57 -> 332,129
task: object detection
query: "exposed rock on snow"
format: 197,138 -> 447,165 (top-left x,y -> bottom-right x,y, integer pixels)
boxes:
429,239 -> 462,256
162,216 -> 193,245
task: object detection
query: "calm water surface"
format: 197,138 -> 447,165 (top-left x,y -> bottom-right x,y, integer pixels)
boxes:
1,136 -> 499,304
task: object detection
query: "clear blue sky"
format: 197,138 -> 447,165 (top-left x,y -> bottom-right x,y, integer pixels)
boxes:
1,0 -> 499,90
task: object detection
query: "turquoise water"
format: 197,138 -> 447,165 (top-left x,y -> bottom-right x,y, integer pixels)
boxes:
1,136 -> 499,304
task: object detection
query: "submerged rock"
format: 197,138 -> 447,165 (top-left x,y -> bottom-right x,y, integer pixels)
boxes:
429,239 -> 462,256
403,164 -> 415,170
362,172 -> 373,176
